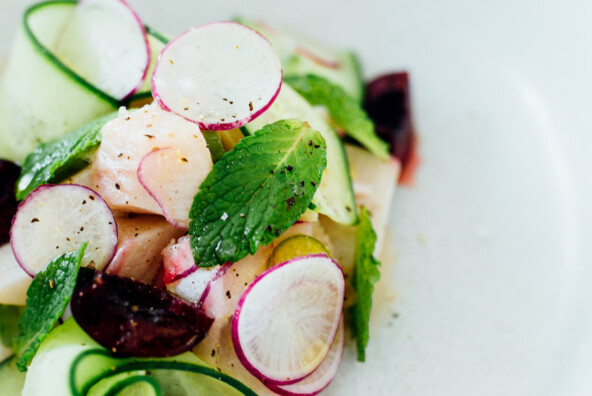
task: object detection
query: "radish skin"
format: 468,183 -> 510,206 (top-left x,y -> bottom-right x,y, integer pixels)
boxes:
53,0 -> 150,100
10,184 -> 118,276
162,236 -> 221,304
232,254 -> 345,385
138,147 -> 210,229
92,103 -> 212,216
267,317 -> 345,396
152,22 -> 282,131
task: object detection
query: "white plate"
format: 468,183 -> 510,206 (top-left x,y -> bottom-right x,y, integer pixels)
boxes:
2,0 -> 591,395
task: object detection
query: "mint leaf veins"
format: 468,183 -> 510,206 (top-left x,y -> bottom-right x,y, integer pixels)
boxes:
13,244 -> 87,371
349,206 -> 382,362
16,112 -> 117,201
285,74 -> 390,160
189,119 -> 327,267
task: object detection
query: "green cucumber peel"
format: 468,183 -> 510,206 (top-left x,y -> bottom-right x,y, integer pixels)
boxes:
349,206 -> 381,362
285,74 -> 390,160
16,112 -> 117,201
22,1 -> 118,105
202,131 -> 225,163
189,119 -> 327,267
21,319 -> 255,395
13,243 -> 87,371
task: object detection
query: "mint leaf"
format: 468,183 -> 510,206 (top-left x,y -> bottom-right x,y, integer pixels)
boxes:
16,112 -> 117,201
0,305 -> 24,347
189,120 -> 326,267
285,74 -> 389,160
13,244 -> 87,371
349,206 -> 381,362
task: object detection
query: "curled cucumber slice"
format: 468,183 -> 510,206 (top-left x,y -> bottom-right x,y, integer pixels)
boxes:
21,318 -> 256,396
0,1 -> 116,163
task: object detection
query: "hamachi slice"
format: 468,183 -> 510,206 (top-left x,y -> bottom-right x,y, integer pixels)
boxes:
345,144 -> 400,254
106,215 -> 185,283
91,104 -> 212,218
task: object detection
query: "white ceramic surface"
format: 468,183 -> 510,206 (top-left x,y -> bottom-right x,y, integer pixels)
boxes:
1,0 -> 591,395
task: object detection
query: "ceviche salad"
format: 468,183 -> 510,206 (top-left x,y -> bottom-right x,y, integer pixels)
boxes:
0,1 -> 416,395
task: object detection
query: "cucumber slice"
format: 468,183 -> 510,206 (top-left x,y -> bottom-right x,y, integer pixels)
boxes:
0,1 -> 118,163
236,18 -> 364,103
22,319 -> 256,396
242,84 -> 357,225
0,356 -> 26,395
129,27 -> 169,102
86,371 -> 160,396
52,0 -> 150,101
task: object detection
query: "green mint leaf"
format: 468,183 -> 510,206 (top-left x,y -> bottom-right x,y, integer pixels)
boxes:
285,74 -> 389,160
189,119 -> 326,267
349,206 -> 381,362
0,305 -> 24,347
13,244 -> 87,371
16,112 -> 118,201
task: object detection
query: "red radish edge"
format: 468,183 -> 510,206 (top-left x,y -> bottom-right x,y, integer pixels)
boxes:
165,263 -> 198,285
10,185 -> 52,278
231,253 -> 344,385
117,0 -> 151,101
151,21 -> 283,131
196,261 -> 231,307
294,46 -> 340,69
75,0 -> 151,101
266,316 -> 345,396
10,184 -> 118,277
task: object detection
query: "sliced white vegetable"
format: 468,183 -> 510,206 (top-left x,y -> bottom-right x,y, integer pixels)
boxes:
138,147 -> 210,229
10,184 -> 117,276
232,254 -> 344,385
201,246 -> 271,319
54,0 -> 150,100
92,103 -> 212,216
0,243 -> 31,305
162,236 -> 221,303
161,236 -> 196,284
267,316 -> 345,396
106,215 -> 184,283
167,266 -> 220,305
152,21 -> 282,131
346,144 -> 400,253
199,222 -> 330,320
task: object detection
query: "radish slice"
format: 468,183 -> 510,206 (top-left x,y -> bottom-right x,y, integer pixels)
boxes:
162,236 -> 197,285
137,147 -> 208,229
232,254 -> 344,385
54,0 -> 150,100
162,236 -> 221,304
152,22 -> 282,131
167,266 -> 220,305
201,246 -> 271,319
10,184 -> 118,276
92,103 -> 212,216
267,316 -> 345,396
